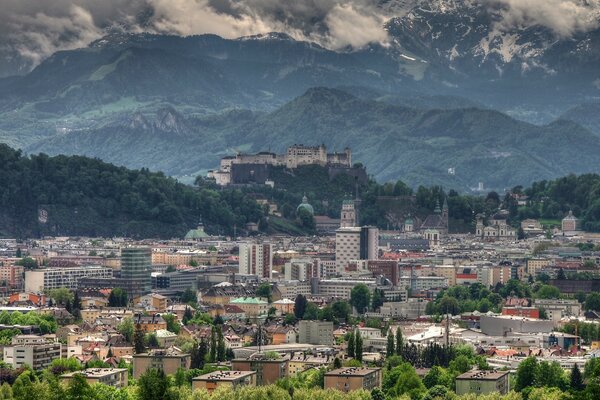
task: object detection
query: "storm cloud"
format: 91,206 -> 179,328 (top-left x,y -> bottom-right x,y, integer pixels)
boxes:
1,0 -> 599,72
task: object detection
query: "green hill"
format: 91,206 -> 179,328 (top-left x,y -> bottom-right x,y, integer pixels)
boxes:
0,144 -> 263,238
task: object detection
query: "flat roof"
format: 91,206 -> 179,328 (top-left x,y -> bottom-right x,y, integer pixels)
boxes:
61,368 -> 128,378
456,370 -> 509,381
194,370 -> 256,381
325,367 -> 380,377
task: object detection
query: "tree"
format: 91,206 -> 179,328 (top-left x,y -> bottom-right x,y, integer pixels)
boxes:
536,285 -> 561,299
439,296 -> 460,315
297,208 -> 315,231
256,283 -> 272,303
516,356 -> 538,392
371,288 -> 384,311
146,333 -> 159,348
396,327 -> 403,357
209,326 -> 217,363
347,331 -> 355,358
108,288 -> 127,307
191,340 -> 207,369
162,313 -> 180,334
117,317 -> 134,343
294,294 -> 308,319
134,323 -> 145,354
355,331 -> 363,362
182,307 -> 194,325
386,329 -> 395,357
303,303 -> 319,320
350,284 -> 371,314
333,357 -> 342,369
557,268 -> 567,280
16,257 -> 37,270
181,289 -> 197,304
571,363 -> 584,391
48,288 -> 73,306
216,325 -> 226,362
586,293 -> 600,311
66,373 -> 92,400
331,301 -> 352,321
138,369 -> 168,400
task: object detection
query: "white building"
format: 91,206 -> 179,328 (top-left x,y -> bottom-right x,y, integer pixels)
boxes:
238,243 -> 273,280
4,335 -> 61,370
25,265 -> 113,292
335,226 -> 378,272
284,259 -> 319,281
317,278 -> 377,299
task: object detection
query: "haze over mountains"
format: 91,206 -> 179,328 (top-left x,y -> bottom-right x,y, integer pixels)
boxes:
2,0 -> 600,191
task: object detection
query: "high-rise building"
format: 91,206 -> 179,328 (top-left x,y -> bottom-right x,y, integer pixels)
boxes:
335,226 -> 378,272
120,247 -> 152,299
239,243 -> 272,280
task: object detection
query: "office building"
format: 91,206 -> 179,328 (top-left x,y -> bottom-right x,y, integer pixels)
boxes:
239,243 -> 273,280
120,247 -> 152,298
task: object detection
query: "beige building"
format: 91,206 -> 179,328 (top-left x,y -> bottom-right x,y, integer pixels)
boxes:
3,335 -> 61,370
456,370 -> 510,395
61,368 -> 128,388
229,297 -> 268,317
527,258 -> 551,276
324,367 -> 382,393
133,348 -> 191,378
192,371 -> 256,393
421,265 -> 456,286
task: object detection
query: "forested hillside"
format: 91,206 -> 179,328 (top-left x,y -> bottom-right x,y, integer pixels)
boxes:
0,145 -> 263,238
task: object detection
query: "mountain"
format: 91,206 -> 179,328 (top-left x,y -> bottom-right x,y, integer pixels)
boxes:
27,87 -> 600,191
561,103 -> 600,136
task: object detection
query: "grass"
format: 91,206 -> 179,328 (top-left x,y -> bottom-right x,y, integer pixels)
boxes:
539,219 -> 561,228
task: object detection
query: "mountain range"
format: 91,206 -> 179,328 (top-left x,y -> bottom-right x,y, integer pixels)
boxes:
2,0 -> 600,190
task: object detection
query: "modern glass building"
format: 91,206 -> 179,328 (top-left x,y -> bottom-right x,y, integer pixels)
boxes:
120,247 -> 152,299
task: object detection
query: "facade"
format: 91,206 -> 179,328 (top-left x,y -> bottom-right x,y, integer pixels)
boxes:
231,358 -> 288,385
480,315 -> 554,336
527,258 -> 551,276
239,243 -> 273,280
324,368 -> 382,393
562,211 -> 581,235
476,217 -> 516,240
335,227 -> 378,272
229,297 -> 269,317
316,278 -> 377,299
298,320 -> 334,345
284,259 -> 319,281
3,335 -> 61,370
192,371 -> 256,393
120,247 -> 152,299
340,200 -> 357,228
534,299 -> 581,322
25,265 -> 113,292
455,370 -> 510,396
370,299 -> 429,320
0,265 -> 24,292
133,348 -> 191,379
61,368 -> 128,388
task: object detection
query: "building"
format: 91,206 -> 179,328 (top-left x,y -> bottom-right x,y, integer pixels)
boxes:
324,367 -> 382,393
534,299 -> 581,322
562,211 -> 581,235
3,335 -> 61,370
239,243 -> 273,280
284,259 -> 319,281
335,226 -> 378,272
133,314 -> 167,333
341,200 -> 357,228
231,358 -> 288,385
133,348 -> 191,379
25,265 -> 113,292
0,265 -> 24,292
527,258 -> 551,276
298,320 -> 333,345
501,307 -> 540,319
369,299 -> 428,320
61,368 -> 128,388
229,297 -> 269,318
480,315 -> 554,336
192,371 -> 256,393
398,275 -> 448,292
367,260 -> 399,286
475,216 -> 516,240
120,247 -> 152,298
455,370 -> 510,395
316,278 -> 377,299
420,199 -> 449,243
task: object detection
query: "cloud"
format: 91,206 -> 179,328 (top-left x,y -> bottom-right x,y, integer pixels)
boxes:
487,0 -> 600,37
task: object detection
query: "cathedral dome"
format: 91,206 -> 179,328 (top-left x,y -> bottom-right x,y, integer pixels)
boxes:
297,195 -> 314,215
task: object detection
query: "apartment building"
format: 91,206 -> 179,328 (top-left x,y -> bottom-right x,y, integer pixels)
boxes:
298,321 -> 334,345
25,265 -> 113,291
61,368 -> 128,388
239,243 -> 273,280
192,371 -> 256,393
3,335 -> 61,370
324,368 -> 382,393
133,348 -> 191,379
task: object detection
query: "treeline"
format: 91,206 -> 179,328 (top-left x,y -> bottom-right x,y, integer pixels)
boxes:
509,173 -> 600,231
0,145 -> 263,238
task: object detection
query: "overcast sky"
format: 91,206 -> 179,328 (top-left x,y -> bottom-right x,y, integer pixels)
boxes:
1,0 -> 598,69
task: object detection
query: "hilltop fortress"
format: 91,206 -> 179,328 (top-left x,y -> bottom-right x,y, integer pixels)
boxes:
209,144 -> 360,186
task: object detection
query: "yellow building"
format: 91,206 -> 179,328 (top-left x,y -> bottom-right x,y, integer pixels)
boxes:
527,258 -> 551,276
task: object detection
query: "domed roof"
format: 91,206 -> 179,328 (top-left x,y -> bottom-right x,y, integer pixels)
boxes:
297,195 -> 314,215
184,224 -> 209,239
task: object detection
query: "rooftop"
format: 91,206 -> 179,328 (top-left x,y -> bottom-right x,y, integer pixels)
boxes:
325,367 -> 380,377
61,368 -> 128,378
456,370 -> 509,381
193,370 -> 256,381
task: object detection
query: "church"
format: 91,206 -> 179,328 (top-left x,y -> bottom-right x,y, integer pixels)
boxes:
420,199 -> 449,246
